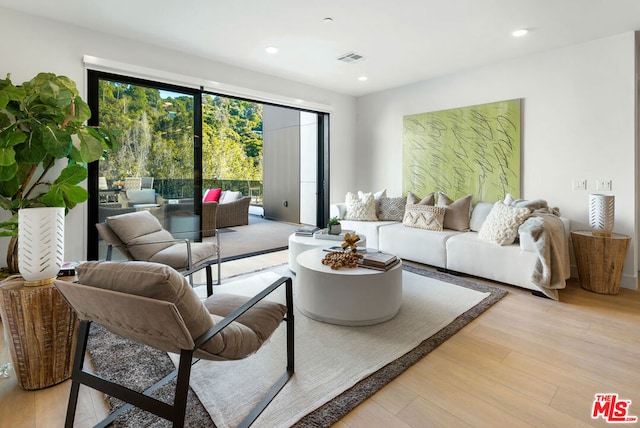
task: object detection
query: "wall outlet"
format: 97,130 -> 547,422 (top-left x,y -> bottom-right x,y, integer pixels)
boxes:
572,179 -> 587,190
596,179 -> 612,191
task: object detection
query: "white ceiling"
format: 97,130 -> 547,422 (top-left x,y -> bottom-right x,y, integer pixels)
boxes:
2,0 -> 640,96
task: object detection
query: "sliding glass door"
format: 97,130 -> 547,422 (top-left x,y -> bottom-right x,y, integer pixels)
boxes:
87,72 -> 201,260
86,70 -> 329,260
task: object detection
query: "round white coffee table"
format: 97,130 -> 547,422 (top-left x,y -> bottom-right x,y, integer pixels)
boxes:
296,248 -> 402,326
288,233 -> 366,273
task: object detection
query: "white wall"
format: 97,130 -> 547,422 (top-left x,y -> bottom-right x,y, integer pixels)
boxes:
0,8 -> 357,264
355,33 -> 638,289
299,112 -> 318,225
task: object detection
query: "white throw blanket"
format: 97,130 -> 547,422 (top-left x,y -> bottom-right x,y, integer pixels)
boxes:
518,212 -> 568,299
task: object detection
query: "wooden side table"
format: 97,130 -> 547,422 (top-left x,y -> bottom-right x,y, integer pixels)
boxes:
0,276 -> 78,390
571,230 -> 630,294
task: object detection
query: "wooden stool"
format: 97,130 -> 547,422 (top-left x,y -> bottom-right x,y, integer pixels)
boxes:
571,230 -> 630,294
0,277 -> 78,390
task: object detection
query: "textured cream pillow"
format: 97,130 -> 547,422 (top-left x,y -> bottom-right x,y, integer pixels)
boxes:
402,205 -> 445,231
345,192 -> 378,221
437,193 -> 473,231
478,202 -> 531,245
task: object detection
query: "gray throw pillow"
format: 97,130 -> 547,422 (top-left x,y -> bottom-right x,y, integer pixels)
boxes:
376,197 -> 407,221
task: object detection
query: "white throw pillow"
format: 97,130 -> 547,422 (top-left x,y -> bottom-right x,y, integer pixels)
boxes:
469,202 -> 495,232
345,192 -> 378,221
357,189 -> 386,200
220,190 -> 242,204
478,202 -> 530,245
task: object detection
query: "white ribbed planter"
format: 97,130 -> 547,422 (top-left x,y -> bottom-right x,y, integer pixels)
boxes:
18,207 -> 65,285
589,194 -> 615,237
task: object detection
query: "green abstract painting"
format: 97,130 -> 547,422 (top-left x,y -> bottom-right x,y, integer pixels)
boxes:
402,99 -> 521,203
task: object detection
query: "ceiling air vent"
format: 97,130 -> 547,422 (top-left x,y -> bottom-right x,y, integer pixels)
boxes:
337,52 -> 365,64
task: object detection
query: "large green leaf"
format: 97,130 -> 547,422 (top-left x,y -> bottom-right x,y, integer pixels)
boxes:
41,124 -> 72,158
74,96 -> 92,123
0,127 -> 26,148
14,132 -> 46,163
0,84 -> 25,109
76,128 -> 103,162
54,163 -> 87,186
85,126 -> 120,152
0,175 -> 20,198
62,184 -> 87,203
0,147 -> 16,166
0,163 -> 18,181
41,186 -> 65,207
0,195 -> 14,211
42,183 -> 88,208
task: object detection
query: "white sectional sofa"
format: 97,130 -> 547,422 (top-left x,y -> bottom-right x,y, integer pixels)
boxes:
330,198 -> 571,300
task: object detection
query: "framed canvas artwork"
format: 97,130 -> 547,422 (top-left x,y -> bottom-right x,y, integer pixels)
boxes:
402,99 -> 521,203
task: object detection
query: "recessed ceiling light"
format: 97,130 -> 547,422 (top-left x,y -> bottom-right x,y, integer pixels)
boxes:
358,76 -> 368,82
323,17 -> 333,23
512,29 -> 528,37
265,46 -> 279,54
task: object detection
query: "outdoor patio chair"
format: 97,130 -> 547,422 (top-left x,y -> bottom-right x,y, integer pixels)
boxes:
96,210 -> 220,294
141,176 -> 154,189
55,261 -> 294,428
123,177 -> 142,191
98,176 -> 109,190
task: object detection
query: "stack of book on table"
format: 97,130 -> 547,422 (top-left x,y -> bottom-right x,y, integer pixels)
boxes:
295,226 -> 320,236
359,252 -> 400,271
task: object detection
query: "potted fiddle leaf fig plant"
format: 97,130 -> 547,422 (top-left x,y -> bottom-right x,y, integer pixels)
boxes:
0,72 -> 119,273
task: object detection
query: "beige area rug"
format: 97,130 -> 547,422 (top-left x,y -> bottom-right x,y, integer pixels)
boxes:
180,264 -> 507,427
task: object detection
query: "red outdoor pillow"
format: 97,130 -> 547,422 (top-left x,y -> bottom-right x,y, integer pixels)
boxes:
203,188 -> 222,203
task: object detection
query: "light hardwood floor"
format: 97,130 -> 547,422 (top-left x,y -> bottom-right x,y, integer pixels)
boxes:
1,251 -> 639,427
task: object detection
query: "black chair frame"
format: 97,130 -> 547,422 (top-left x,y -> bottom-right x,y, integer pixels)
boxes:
64,276 -> 294,428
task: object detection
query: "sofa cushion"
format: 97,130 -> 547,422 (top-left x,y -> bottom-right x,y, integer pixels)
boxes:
219,190 -> 242,204
378,223 -> 462,269
478,201 -> 530,245
126,189 -> 156,205
402,205 -> 445,231
436,193 -> 472,231
345,191 -> 378,221
407,191 -> 435,205
445,233 -> 545,294
376,197 -> 407,221
469,202 -> 495,232
338,219 -> 398,250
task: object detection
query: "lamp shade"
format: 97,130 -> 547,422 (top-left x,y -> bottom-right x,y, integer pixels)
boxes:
18,207 -> 65,285
588,194 -> 615,237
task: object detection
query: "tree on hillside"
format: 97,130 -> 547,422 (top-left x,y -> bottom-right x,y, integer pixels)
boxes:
97,81 -> 263,186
